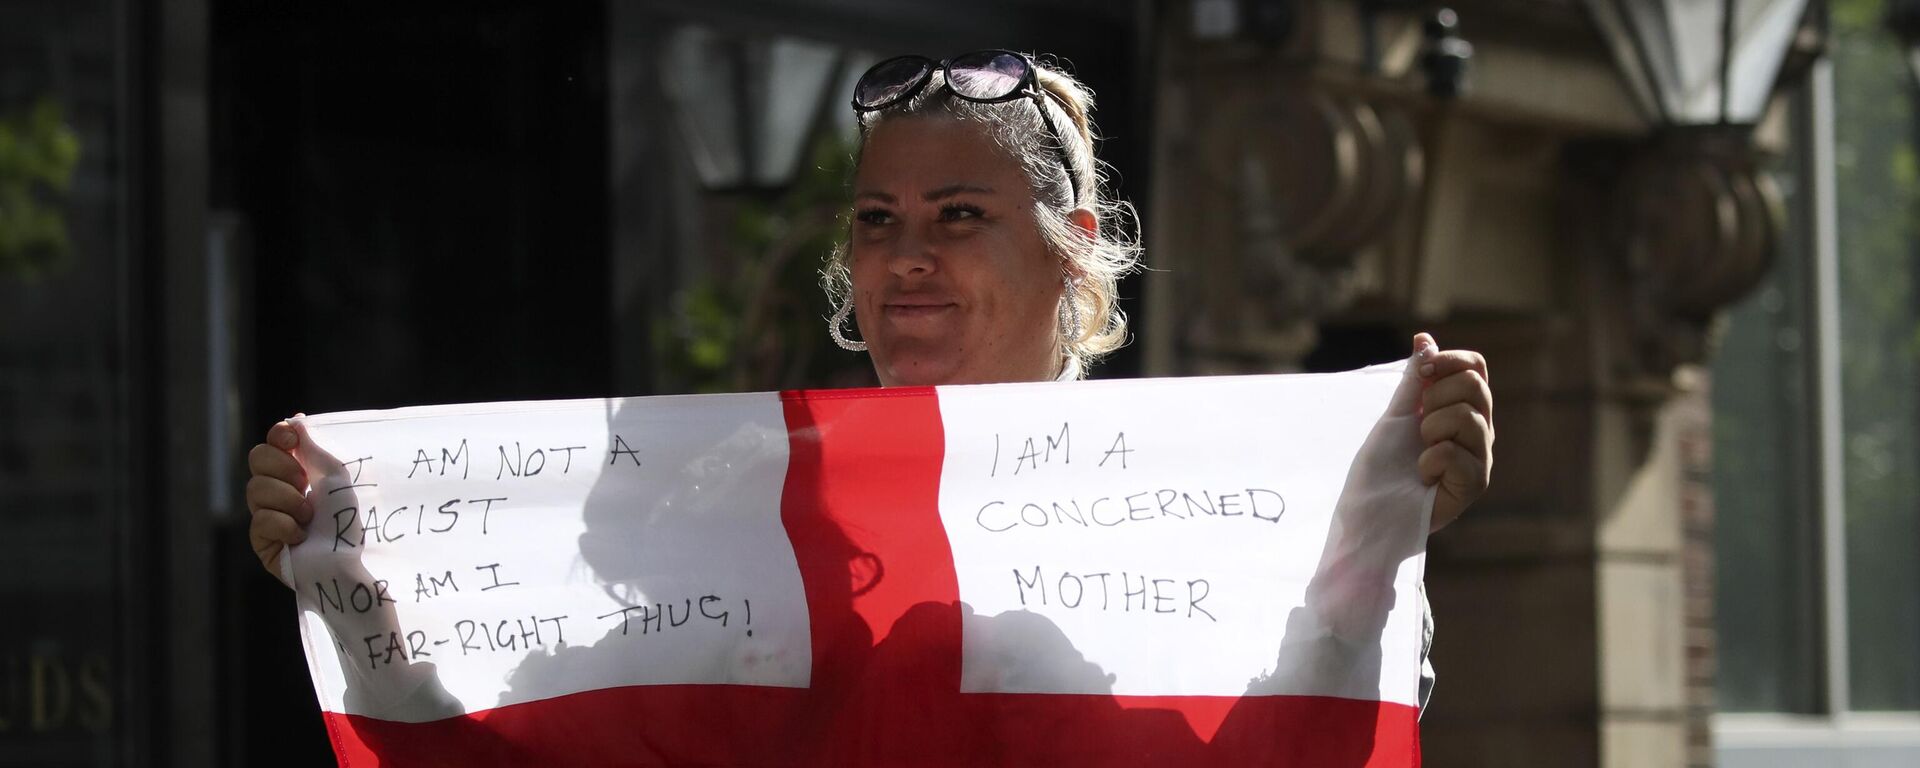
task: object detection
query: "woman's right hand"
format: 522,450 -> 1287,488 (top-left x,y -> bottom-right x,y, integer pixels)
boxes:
247,417 -> 312,586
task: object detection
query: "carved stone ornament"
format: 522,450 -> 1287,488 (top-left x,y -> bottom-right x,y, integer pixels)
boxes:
1612,130 -> 1784,376
1181,80 -> 1424,367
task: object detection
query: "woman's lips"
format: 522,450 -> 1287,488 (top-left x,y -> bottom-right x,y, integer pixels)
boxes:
883,302 -> 957,320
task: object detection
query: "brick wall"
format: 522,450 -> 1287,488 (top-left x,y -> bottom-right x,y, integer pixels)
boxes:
1674,375 -> 1718,767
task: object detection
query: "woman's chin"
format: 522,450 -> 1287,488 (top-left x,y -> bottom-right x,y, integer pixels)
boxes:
873,347 -> 967,387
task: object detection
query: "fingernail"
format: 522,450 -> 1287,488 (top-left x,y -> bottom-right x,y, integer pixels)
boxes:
272,431 -> 295,449
1419,362 -> 1436,377
1418,344 -> 1437,360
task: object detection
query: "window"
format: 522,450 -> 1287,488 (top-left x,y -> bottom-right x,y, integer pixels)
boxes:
1711,83 -> 1823,715
1714,3 -> 1920,763
1833,1 -> 1920,709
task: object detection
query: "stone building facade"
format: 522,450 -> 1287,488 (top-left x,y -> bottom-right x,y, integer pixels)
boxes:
1141,2 -> 1818,766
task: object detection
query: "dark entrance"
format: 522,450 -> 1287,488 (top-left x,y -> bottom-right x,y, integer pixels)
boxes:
213,2 -> 611,763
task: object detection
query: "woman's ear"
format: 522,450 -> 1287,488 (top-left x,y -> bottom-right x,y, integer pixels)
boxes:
1068,207 -> 1097,239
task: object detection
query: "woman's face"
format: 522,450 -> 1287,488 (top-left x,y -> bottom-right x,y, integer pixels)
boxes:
848,117 -> 1065,387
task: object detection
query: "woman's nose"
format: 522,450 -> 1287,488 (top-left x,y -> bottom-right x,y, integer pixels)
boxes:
887,226 -> 936,279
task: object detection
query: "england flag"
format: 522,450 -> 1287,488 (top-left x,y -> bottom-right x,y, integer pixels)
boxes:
286,359 -> 1432,766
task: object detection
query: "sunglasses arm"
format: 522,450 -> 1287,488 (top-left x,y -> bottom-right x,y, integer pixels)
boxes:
1028,88 -> 1083,205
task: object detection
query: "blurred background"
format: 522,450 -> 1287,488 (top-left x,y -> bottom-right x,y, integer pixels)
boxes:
0,0 -> 1916,765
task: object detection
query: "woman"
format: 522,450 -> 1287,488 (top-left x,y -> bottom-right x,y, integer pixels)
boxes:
820,50 -> 1489,529
245,50 -> 1493,760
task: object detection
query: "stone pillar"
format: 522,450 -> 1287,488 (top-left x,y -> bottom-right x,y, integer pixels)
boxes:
1418,130 -> 1761,767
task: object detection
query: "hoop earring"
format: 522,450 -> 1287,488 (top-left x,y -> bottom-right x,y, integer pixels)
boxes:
1060,277 -> 1083,343
830,300 -> 868,352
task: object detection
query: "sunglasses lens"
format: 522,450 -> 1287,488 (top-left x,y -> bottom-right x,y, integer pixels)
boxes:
855,57 -> 932,109
947,51 -> 1027,100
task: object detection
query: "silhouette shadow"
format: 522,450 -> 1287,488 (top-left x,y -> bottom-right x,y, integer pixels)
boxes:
288,421 -> 525,763
1211,358 -> 1432,765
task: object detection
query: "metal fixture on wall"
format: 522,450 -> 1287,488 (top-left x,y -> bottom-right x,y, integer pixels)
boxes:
662,26 -> 842,192
1419,7 -> 1473,97
1583,0 -> 1812,125
1580,0 -> 1817,377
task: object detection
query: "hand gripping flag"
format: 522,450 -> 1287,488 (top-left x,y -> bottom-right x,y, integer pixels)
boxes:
285,359 -> 1434,767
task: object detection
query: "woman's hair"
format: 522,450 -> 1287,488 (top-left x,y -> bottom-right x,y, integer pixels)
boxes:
821,57 -> 1142,378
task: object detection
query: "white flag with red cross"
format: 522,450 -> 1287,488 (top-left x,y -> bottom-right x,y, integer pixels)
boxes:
286,359 -> 1432,767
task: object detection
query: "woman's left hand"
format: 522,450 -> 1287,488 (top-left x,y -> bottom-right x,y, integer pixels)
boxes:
1413,332 -> 1492,532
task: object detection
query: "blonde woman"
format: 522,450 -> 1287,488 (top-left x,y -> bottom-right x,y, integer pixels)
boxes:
245,50 -> 1493,762
821,50 -> 1488,529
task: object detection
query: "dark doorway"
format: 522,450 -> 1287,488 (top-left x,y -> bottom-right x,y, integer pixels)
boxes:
211,2 -> 610,762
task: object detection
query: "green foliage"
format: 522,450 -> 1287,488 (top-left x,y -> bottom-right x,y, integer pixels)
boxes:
654,134 -> 875,393
0,98 -> 81,277
1832,0 -> 1883,30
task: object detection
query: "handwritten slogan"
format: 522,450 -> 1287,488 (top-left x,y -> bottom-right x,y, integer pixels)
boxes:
289,396 -> 811,722
288,363 -> 1433,724
936,369 -> 1431,699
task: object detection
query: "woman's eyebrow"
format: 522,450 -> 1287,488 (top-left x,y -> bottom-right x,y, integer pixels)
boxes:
854,190 -> 897,204
924,183 -> 994,201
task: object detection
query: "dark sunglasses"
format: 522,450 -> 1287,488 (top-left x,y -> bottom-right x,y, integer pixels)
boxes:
851,50 -> 1081,205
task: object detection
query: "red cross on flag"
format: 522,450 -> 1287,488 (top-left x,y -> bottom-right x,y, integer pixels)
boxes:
286,359 -> 1432,767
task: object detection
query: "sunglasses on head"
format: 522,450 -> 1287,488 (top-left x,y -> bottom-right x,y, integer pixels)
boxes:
851,50 -> 1082,205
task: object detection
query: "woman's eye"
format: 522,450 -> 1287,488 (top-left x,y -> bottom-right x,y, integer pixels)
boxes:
854,209 -> 893,226
940,204 -> 984,222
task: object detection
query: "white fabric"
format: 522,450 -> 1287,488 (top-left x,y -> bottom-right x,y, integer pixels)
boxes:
286,361 -> 1434,722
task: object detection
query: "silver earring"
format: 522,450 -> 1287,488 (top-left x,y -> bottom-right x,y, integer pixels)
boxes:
1060,278 -> 1083,342
829,300 -> 868,352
